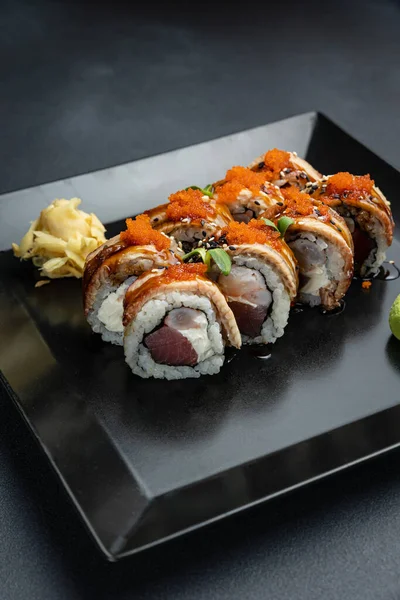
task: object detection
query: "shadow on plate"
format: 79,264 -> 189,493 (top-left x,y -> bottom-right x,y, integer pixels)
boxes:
385,335 -> 400,375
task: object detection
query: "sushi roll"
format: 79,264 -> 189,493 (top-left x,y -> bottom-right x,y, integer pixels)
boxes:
146,188 -> 232,253
213,166 -> 285,223
123,263 -> 241,379
261,186 -> 354,310
309,172 -> 394,277
212,220 -> 298,344
83,214 -> 182,345
248,148 -> 322,190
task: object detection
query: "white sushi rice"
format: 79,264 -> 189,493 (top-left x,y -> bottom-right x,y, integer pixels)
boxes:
87,276 -> 136,345
230,255 -> 291,345
288,233 -> 345,307
360,223 -> 387,277
124,292 -> 225,380
363,239 -> 386,276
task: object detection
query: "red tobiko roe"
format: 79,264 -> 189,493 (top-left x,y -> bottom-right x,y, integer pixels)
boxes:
167,189 -> 215,222
120,214 -> 170,251
259,148 -> 292,180
221,219 -> 282,249
325,172 -> 374,197
161,262 -> 208,282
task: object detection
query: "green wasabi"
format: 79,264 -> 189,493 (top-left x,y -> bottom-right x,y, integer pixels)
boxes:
389,294 -> 400,340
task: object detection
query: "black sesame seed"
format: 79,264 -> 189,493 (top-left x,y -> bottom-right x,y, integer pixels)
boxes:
315,209 -> 321,216
330,219 -> 335,225
229,246 -> 236,251
153,217 -> 159,222
277,201 -> 284,206
284,168 -> 292,174
202,231 -> 207,237
337,227 -> 342,232
254,200 -> 260,206
258,162 -> 265,169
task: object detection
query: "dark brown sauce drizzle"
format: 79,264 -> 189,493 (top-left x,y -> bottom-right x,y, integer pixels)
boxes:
225,348 -> 238,364
290,300 -> 346,316
320,299 -> 346,316
353,261 -> 399,282
292,302 -> 306,314
376,262 -> 400,281
256,353 -> 272,360
251,346 -> 272,360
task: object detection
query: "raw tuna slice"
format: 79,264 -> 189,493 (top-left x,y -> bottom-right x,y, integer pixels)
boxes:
228,301 -> 269,338
144,325 -> 198,366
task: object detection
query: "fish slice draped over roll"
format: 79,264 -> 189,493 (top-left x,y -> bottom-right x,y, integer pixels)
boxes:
146,188 -> 232,254
261,187 -> 354,310
212,220 -> 298,344
248,148 -> 322,190
213,166 -> 285,223
309,172 -> 394,277
83,214 -> 182,345
123,263 -> 241,379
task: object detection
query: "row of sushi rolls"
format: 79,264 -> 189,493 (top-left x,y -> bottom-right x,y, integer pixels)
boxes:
14,149 -> 395,379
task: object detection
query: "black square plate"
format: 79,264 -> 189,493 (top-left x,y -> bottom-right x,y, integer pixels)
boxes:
1,112 -> 400,560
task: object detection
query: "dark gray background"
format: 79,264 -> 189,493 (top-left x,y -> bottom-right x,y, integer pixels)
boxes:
1,0 -> 400,598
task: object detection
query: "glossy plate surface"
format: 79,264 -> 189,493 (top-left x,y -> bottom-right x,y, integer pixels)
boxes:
1,112 -> 400,560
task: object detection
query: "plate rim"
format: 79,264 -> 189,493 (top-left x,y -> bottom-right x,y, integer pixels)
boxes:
1,110 -> 400,561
